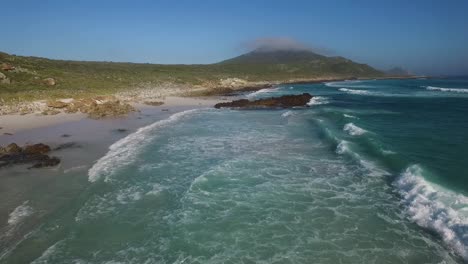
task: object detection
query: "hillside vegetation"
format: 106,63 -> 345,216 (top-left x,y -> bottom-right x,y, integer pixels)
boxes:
0,49 -> 383,102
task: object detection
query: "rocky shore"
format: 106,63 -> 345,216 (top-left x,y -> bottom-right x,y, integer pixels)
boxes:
0,143 -> 60,169
214,93 -> 313,109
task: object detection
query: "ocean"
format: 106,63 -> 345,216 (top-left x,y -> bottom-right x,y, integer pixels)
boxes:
2,78 -> 468,263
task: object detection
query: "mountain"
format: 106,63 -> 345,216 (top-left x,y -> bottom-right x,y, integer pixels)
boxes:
218,49 -> 383,77
219,49 -> 326,64
386,67 -> 411,76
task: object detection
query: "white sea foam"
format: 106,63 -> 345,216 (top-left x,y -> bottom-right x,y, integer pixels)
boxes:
31,240 -> 65,264
395,165 -> 468,260
381,149 -> 396,155
425,86 -> 468,93
281,111 -> 294,118
343,114 -> 358,119
88,109 -> 201,182
246,88 -> 280,98
343,123 -> 367,136
325,80 -> 361,88
335,140 -> 350,155
339,88 -> 373,95
146,183 -> 165,196
8,201 -> 33,225
307,96 -> 329,106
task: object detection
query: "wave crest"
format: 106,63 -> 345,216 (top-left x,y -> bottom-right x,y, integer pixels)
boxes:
343,123 -> 367,136
246,88 -> 280,98
88,109 -> 201,183
307,96 -> 329,106
339,88 -> 373,95
425,86 -> 468,93
8,201 -> 33,225
395,165 -> 468,260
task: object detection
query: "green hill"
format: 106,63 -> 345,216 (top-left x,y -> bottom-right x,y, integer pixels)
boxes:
0,49 -> 383,102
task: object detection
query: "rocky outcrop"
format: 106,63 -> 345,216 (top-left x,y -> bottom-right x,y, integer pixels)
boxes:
143,101 -> 164,106
86,100 -> 135,119
0,72 -> 10,84
24,143 -> 51,154
0,143 -> 60,169
214,93 -> 313,109
41,98 -> 136,118
1,63 -> 15,71
47,100 -> 68,108
4,143 -> 22,153
43,78 -> 56,86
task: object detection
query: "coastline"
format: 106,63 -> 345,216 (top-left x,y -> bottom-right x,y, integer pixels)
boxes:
1,77 -> 466,263
0,95 -> 224,256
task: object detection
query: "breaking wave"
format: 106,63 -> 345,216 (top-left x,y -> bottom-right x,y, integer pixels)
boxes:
339,88 -> 374,95
88,109 -> 201,183
395,165 -> 468,260
343,123 -> 367,136
246,87 -> 280,98
307,96 -> 329,106
8,201 -> 33,225
425,86 -> 468,93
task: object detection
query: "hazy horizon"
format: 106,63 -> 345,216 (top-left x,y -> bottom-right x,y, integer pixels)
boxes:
2,0 -> 468,76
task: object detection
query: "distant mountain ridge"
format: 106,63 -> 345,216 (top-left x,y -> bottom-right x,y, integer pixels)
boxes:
218,48 -> 383,77
219,49 -> 326,64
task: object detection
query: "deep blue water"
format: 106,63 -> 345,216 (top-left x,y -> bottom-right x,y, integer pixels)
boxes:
2,78 -> 468,263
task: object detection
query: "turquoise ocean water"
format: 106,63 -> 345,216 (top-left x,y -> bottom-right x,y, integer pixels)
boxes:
2,78 -> 468,263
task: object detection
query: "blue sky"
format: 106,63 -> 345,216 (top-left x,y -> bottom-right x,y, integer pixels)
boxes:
2,0 -> 468,75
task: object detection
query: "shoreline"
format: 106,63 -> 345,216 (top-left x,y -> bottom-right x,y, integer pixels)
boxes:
0,96 -> 223,135
0,96 -> 224,249
0,75 -> 423,117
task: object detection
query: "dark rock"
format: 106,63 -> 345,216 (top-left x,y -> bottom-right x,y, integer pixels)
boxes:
61,134 -> 71,138
5,143 -> 22,153
161,109 -> 169,112
0,143 -> 60,169
24,143 -> 51,154
214,93 -> 313,109
115,128 -> 128,133
3,133 -> 13,136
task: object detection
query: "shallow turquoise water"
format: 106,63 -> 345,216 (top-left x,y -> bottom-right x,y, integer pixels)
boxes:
2,79 -> 468,263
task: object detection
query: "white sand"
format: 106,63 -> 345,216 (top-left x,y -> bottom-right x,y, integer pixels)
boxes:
0,96 -> 223,135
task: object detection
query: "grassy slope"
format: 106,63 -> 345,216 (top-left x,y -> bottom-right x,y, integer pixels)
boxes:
0,50 -> 384,102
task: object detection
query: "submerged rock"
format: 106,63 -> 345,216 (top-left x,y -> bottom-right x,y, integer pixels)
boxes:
214,93 -> 313,109
53,142 -> 80,151
0,143 -> 60,169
